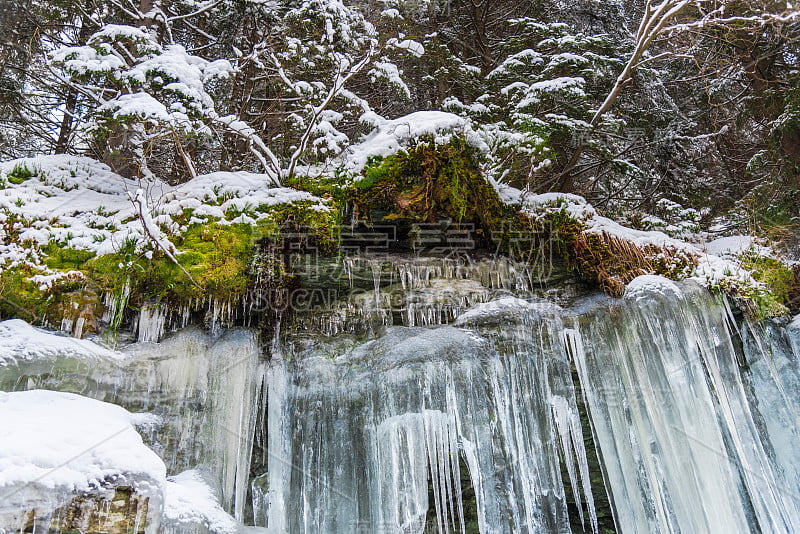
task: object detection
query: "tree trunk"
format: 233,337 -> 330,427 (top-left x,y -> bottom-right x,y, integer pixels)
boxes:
54,3 -> 96,155
54,88 -> 77,154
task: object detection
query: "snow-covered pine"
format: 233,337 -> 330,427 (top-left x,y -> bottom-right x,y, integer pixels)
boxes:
230,0 -> 420,179
441,19 -> 621,191
49,23 -> 281,183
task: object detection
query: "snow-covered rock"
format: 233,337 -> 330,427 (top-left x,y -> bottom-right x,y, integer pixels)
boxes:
623,275 -> 683,301
0,390 -> 165,533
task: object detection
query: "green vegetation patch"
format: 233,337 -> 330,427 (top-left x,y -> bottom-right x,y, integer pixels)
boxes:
7,163 -> 35,185
348,136 -> 533,255
352,136 -> 513,227
0,265 -> 96,330
728,252 -> 794,319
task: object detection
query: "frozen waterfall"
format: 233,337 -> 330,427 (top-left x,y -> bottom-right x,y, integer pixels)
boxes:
254,259 -> 800,534
3,256 -> 800,533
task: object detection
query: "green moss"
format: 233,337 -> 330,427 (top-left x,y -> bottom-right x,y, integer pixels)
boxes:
255,200 -> 341,254
0,267 -> 51,322
287,173 -> 350,202
0,265 -> 100,333
43,246 -> 96,270
82,223 -> 259,306
741,253 -> 794,304
544,201 -> 587,258
0,184 -> 347,332
351,137 -> 521,242
733,252 -> 794,319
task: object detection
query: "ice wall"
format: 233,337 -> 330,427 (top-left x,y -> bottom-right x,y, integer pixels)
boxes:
256,298 -> 598,533
257,263 -> 800,534
120,328 -> 263,519
0,322 -> 262,521
569,277 -> 800,534
6,255 -> 800,534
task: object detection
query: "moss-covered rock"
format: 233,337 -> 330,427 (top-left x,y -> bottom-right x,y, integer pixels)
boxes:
0,206 -> 339,335
350,137 -> 512,227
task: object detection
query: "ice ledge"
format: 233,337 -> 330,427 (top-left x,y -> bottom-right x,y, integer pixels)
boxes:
0,319 -> 124,366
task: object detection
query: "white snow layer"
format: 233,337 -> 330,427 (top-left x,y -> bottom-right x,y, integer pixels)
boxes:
705,235 -> 771,258
342,111 -> 489,173
0,389 -> 165,492
0,319 -> 124,366
164,470 -> 239,534
0,155 -> 328,271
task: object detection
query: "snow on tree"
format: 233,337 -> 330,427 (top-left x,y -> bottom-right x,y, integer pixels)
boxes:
225,0 -> 420,180
50,23 -> 281,184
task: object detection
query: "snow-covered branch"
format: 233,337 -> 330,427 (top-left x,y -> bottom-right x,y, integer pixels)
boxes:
129,188 -> 198,287
167,0 -> 224,23
286,44 -> 377,179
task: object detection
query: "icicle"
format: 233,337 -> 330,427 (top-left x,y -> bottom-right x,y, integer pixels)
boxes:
137,302 -> 166,343
569,280 -> 800,534
550,395 -> 598,533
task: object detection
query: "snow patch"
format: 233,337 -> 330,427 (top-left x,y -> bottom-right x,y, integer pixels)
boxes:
623,275 -> 682,300
392,39 -> 425,57
163,470 -> 238,534
0,319 -> 124,366
704,235 -> 771,258
0,390 -> 165,492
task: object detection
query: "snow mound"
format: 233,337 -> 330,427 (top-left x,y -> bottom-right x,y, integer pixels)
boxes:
163,470 -> 238,534
157,171 -> 327,227
0,156 -> 148,263
0,390 -> 165,492
624,275 -> 682,300
0,319 -> 124,366
342,111 -> 489,173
